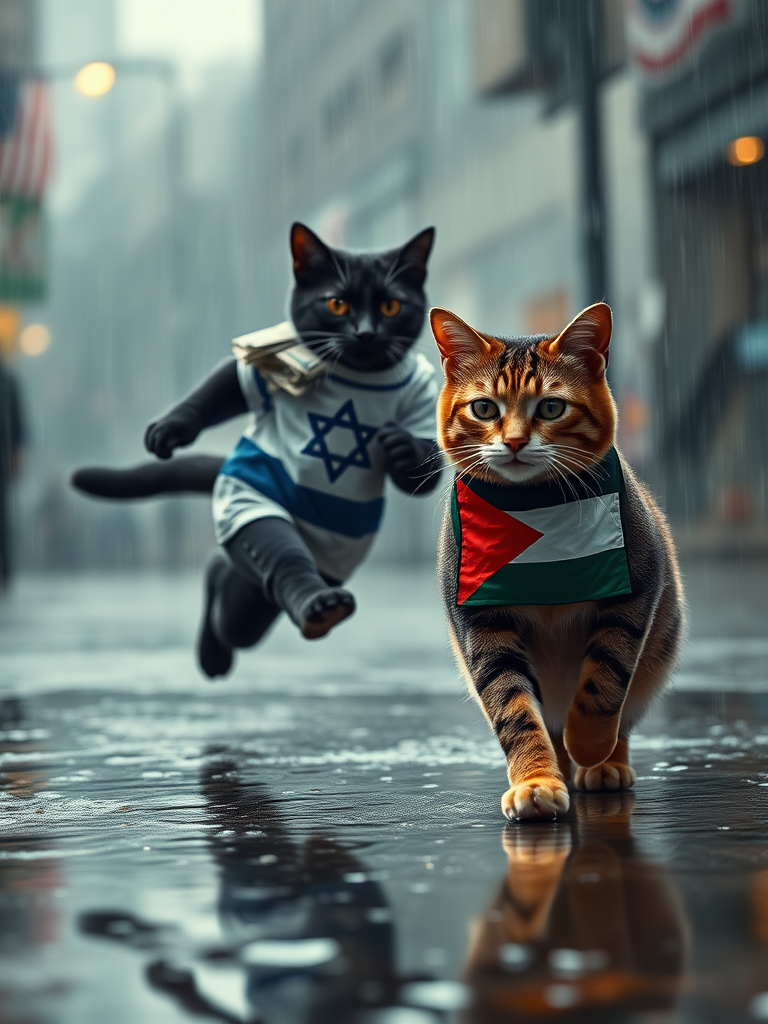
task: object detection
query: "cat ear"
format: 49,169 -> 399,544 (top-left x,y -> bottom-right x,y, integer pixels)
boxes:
430,307 -> 502,374
547,302 -> 612,374
290,222 -> 333,282
393,227 -> 435,285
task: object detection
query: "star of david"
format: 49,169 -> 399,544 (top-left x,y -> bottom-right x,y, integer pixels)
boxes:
301,399 -> 378,483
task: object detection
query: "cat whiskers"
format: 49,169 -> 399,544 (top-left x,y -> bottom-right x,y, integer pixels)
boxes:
421,443 -> 479,477
321,348 -> 347,375
383,336 -> 416,377
542,446 -> 593,483
540,446 -> 608,510
545,441 -> 604,473
543,444 -> 608,496
453,447 -> 498,481
443,442 -> 487,465
313,344 -> 343,364
300,331 -> 346,358
384,257 -> 419,287
543,458 -> 581,504
466,443 -> 546,483
327,250 -> 349,290
300,333 -> 349,371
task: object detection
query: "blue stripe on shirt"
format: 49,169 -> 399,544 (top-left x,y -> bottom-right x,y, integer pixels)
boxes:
219,437 -> 385,539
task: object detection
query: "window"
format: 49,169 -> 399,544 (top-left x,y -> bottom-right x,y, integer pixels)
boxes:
379,31 -> 409,110
324,77 -> 360,148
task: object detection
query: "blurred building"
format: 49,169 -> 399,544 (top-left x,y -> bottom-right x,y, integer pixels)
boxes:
18,0 -> 767,571
256,0 -> 768,559
0,0 -> 47,587
256,0 -> 654,564
0,0 -> 47,309
626,0 -> 768,549
15,0 -> 260,570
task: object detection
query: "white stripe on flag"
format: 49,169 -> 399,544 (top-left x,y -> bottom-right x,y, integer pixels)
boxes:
507,492 -> 624,565
0,82 -> 52,200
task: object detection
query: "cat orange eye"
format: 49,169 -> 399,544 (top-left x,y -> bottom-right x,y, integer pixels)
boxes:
470,398 -> 500,421
537,398 -> 567,420
327,298 -> 349,316
380,298 -> 401,317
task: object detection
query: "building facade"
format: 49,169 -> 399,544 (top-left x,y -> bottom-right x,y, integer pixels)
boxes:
256,0 -> 654,564
627,0 -> 768,548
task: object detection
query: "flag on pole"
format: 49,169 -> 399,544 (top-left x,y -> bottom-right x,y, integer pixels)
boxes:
0,80 -> 52,200
625,0 -> 743,81
0,80 -> 52,301
452,448 -> 632,606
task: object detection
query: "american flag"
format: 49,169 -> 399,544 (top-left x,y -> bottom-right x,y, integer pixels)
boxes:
625,0 -> 742,79
0,80 -> 52,201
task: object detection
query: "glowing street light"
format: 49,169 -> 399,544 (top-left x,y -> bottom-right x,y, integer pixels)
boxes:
726,136 -> 765,167
19,323 -> 51,356
74,62 -> 116,98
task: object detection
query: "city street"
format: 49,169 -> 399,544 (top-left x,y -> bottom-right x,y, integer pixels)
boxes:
2,1 -> 768,1022
1,560 -> 768,1023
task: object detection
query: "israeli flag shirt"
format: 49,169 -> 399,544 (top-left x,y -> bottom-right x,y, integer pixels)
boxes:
213,351 -> 439,581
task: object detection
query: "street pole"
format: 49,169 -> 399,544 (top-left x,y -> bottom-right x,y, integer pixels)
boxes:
567,0 -> 607,307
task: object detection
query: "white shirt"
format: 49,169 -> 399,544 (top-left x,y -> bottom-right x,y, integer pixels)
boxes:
213,350 -> 438,580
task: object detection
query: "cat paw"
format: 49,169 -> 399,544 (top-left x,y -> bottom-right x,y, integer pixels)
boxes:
198,630 -> 234,679
197,555 -> 234,679
300,589 -> 356,640
573,761 -> 636,792
563,720 -> 618,769
502,777 -> 570,821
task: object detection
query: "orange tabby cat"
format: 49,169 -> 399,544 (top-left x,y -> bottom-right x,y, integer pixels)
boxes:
430,303 -> 684,821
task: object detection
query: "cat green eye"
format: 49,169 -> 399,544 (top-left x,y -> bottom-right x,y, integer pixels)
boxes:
537,398 -> 567,421
327,297 -> 349,316
470,398 -> 500,421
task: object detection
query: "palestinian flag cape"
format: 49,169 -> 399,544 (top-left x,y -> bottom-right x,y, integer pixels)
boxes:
451,447 -> 631,606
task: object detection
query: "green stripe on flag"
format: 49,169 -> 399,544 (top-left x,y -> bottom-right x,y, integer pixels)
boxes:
450,483 -> 461,545
461,546 -> 632,606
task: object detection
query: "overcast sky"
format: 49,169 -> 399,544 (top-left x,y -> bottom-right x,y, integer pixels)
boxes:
117,0 -> 262,89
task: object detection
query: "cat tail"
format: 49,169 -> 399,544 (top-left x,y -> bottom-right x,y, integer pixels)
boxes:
70,455 -> 224,500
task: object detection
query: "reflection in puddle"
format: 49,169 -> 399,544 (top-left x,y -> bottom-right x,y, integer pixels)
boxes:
0,699 -> 67,1023
75,762 -> 695,1023
462,793 -> 689,1022
54,744 -> 768,1023
79,757 -> 438,1023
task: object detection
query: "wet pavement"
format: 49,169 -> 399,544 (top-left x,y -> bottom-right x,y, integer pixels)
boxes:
1,560 -> 768,1024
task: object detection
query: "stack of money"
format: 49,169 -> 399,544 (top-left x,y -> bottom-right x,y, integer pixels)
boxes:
231,321 -> 325,397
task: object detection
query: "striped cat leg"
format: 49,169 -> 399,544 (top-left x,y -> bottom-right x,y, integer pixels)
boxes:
564,608 -> 651,772
469,635 -> 569,820
573,584 -> 684,792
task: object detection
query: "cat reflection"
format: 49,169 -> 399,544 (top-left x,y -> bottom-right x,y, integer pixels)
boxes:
462,793 -> 689,1023
81,759 -> 422,1024
196,758 -> 401,1022
0,699 -> 64,1024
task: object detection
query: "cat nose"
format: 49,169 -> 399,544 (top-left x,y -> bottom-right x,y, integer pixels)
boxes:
356,331 -> 375,344
356,312 -> 374,335
505,437 -> 529,453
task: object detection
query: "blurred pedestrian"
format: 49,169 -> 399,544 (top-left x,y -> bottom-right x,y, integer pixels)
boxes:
0,358 -> 26,590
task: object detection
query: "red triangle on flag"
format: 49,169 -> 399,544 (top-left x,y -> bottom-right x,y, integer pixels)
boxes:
456,480 -> 544,603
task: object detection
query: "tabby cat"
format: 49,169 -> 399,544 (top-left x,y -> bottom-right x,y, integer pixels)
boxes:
430,302 -> 684,820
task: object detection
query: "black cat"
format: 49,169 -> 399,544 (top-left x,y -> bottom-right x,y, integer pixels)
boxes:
73,223 -> 441,678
